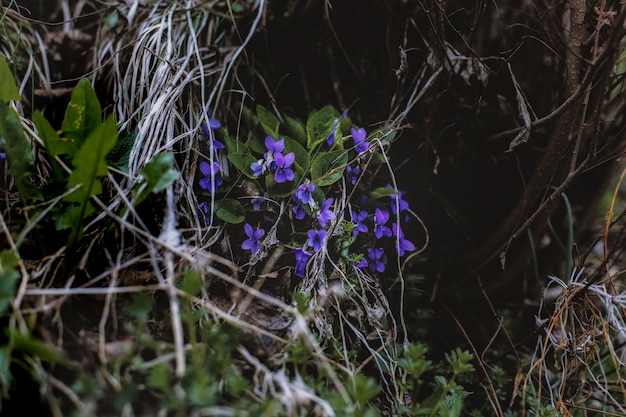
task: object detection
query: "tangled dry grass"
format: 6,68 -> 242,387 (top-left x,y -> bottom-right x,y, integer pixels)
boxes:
3,0 -> 626,416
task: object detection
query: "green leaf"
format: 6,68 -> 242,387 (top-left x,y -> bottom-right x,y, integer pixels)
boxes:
223,135 -> 247,154
63,115 -> 118,243
283,135 -> 309,171
32,111 -> 75,157
0,250 -> 20,316
228,153 -> 258,179
214,199 -> 245,224
107,128 -> 137,171
62,78 -> 102,146
306,105 -> 336,150
0,102 -> 42,202
284,114 -> 306,145
256,105 -> 280,138
12,332 -> 66,364
180,270 -> 203,297
134,152 -> 179,205
369,186 -> 397,200
0,56 -> 20,102
310,149 -> 348,186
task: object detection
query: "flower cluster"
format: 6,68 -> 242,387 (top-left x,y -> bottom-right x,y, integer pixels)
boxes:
195,103 -> 417,283
251,136 -> 295,183
197,108 -> 224,196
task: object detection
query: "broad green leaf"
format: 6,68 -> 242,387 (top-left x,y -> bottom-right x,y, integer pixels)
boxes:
306,105 -> 336,150
227,153 -> 258,179
310,149 -> 348,187
32,110 -> 75,157
134,152 -> 179,205
284,114 -> 306,145
223,135 -> 247,154
283,135 -> 309,170
0,250 -> 20,316
369,186 -> 398,200
62,78 -> 102,146
63,115 -> 118,243
0,56 -> 20,102
0,102 -> 42,202
256,105 -> 280,138
214,199 -> 245,224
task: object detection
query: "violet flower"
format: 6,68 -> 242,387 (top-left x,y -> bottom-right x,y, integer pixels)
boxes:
350,209 -> 369,236
199,161 -> 222,193
366,248 -> 385,272
346,165 -> 361,185
293,247 -> 312,278
242,224 -> 264,255
251,159 -> 265,177
292,203 -> 306,220
307,229 -> 326,252
317,198 -> 336,227
351,127 -> 368,154
373,208 -> 392,239
273,152 -> 295,183
295,182 -> 314,205
200,108 -> 221,137
392,223 -> 416,256
388,185 -> 410,215
251,197 -> 266,211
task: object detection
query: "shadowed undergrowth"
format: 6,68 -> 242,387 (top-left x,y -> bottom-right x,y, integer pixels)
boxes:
1,1 -> 626,416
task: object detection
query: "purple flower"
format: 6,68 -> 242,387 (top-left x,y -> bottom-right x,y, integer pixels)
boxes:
346,165 -> 361,185
350,209 -> 369,236
251,197 -> 266,211
293,247 -> 312,278
292,203 -> 306,220
198,201 -> 210,217
317,198 -> 336,227
365,248 -> 385,272
264,136 -> 285,154
373,208 -> 392,239
242,224 -> 265,255
273,152 -> 295,183
0,152 -> 5,160
199,161 -> 222,193
351,127 -> 368,154
200,109 -> 221,137
251,159 -> 265,177
206,139 -> 225,156
295,182 -> 314,204
387,185 -> 410,215
326,120 -> 339,147
392,223 -> 416,256
307,229 -> 326,252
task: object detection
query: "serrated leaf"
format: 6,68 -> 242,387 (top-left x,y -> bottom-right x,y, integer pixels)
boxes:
214,199 -> 245,224
62,78 -> 102,146
134,152 -> 179,205
0,102 -> 42,202
227,153 -> 258,179
311,150 -> 348,186
306,106 -> 336,150
0,56 -> 20,102
256,105 -> 280,138
284,114 -> 306,145
107,128 -> 137,170
63,115 -> 117,243
32,111 -> 75,157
